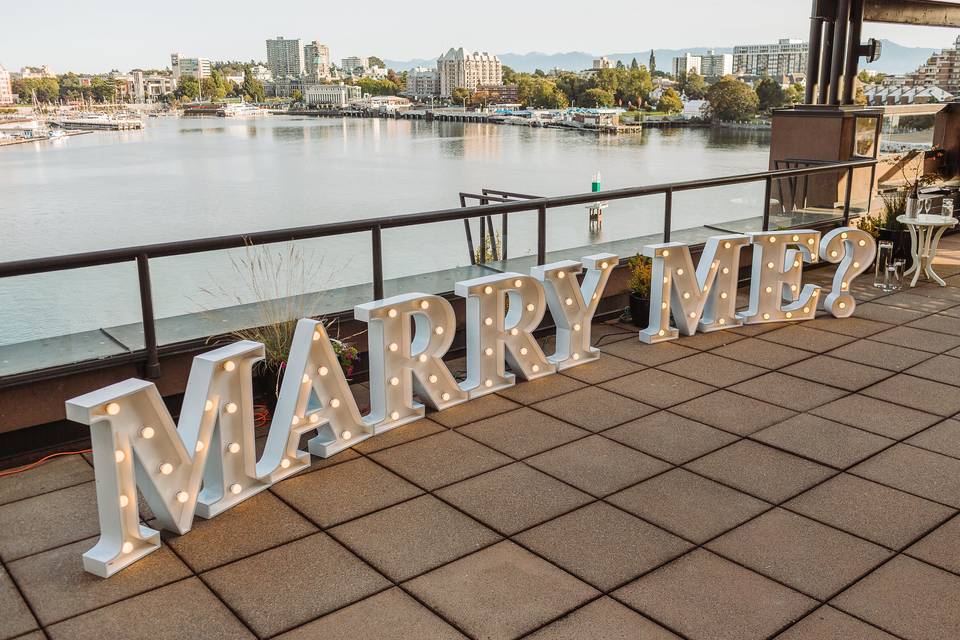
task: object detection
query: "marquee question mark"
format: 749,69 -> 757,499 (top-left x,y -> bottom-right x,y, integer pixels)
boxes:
819,227 -> 876,318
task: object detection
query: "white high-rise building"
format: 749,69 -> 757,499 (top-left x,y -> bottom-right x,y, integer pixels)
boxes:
672,53 -> 701,77
436,48 -> 502,97
733,39 -> 808,77
341,57 -> 369,74
266,37 -> 304,80
304,42 -> 331,80
698,50 -> 733,78
0,64 -> 13,105
406,67 -> 439,98
171,53 -> 211,81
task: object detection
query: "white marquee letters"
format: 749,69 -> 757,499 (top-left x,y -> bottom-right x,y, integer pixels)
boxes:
739,231 -> 821,324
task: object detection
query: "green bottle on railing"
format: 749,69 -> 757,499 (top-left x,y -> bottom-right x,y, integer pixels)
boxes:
592,171 -> 601,193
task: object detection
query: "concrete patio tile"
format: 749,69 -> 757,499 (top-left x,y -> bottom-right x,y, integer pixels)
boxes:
759,325 -> 856,353
811,394 -> 940,439
436,463 -> 592,535
871,290 -> 959,313
559,353 -> 644,384
706,508 -> 891,600
854,301 -> 926,325
329,494 -> 500,581
670,390 -> 796,436
869,326 -> 960,353
526,435 -> 672,498
0,454 -> 92,507
496,374 -> 586,405
727,321 -> 788,336
604,411 -> 738,464
0,565 -> 37,640
272,588 -> 467,640
904,354 -> 960,387
908,418 -> 960,459
608,468 -> 769,544
614,549 -> 815,640
711,337 -> 812,369
8,536 -> 190,626
774,605 -> 899,639
786,474 -> 955,550
906,513 -> 960,574
907,312 -> 960,336
351,418 -> 445,454
516,502 -> 692,591
826,338 -> 931,371
404,541 -> 598,640
457,407 -> 589,458
905,283 -> 960,302
429,393 -> 521,428
686,441 -> 834,503
780,356 -> 891,392
672,330 -> 745,351
852,444 -> 960,508
45,578 -> 253,640
271,457 -> 422,528
600,339 -> 699,367
273,443 -> 360,472
161,490 -> 317,572
752,414 -> 894,469
861,374 -> 960,416
657,352 -> 766,387
728,372 -> 846,412
831,555 -> 960,640
531,387 -> 656,433
203,533 -> 390,638
526,596 -> 681,640
600,369 -> 715,409
0,481 -> 101,561
939,304 -> 960,319
369,430 -> 511,490
803,316 -> 893,338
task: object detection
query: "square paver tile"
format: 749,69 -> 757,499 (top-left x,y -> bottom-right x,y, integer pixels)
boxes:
904,354 -> 960,387
786,473 -> 956,550
516,502 -> 691,591
45,578 -> 253,640
0,481 -> 102,561
781,356 -> 891,392
271,457 -> 422,527
908,418 -> 960,459
369,430 -> 511,490
872,291 -> 959,313
729,372 -> 846,412
457,407 -> 589,458
532,386 -> 656,432
775,605 -> 899,639
604,411 -> 738,464
203,533 -> 390,638
827,339 -> 931,371
752,414 -> 894,469
852,444 -> 960,508
658,352 -> 766,387
8,536 -> 191,626
908,313 -> 960,336
330,494 -> 500,581
760,325 -> 855,353
804,316 -> 893,338
854,301 -> 926,325
670,390 -> 796,436
673,330 -> 745,351
706,508 -> 891,600
0,565 -> 37,640
861,374 -> 960,416
711,337 -> 812,370
559,353 -> 644,384
831,555 -> 960,640
526,596 -> 680,640
601,369 -> 715,409
496,374 -> 586,405
430,394 -> 521,428
614,549 -> 815,640
811,394 -> 940,439
0,454 -> 93,507
404,541 -> 598,640
727,321 -> 788,336
906,513 -> 960,574
352,418 -> 446,454
686,440 -> 835,503
600,339 -> 699,366
608,468 -> 769,544
526,435 -> 672,497
436,463 -> 592,535
273,588 -> 467,640
870,326 -> 960,353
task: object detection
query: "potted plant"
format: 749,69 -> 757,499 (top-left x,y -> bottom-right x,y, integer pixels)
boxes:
627,253 -> 652,328
877,189 -> 912,261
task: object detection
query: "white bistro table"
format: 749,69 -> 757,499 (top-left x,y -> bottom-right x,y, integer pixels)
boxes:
897,214 -> 958,287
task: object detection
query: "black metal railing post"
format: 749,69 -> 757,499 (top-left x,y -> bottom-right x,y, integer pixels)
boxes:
843,166 -> 854,225
762,176 -> 773,231
536,204 -> 546,265
663,188 -> 673,243
371,225 -> 384,300
135,254 -> 161,379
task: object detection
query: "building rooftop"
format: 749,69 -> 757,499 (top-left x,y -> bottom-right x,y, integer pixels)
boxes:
3,241 -> 960,639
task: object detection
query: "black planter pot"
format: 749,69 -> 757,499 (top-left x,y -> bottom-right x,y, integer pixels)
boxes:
878,228 -> 912,262
628,293 -> 651,329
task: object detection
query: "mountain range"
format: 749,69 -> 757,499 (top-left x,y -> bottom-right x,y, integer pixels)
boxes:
384,39 -> 939,76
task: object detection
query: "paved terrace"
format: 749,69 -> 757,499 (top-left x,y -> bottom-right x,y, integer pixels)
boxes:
4,247 -> 960,640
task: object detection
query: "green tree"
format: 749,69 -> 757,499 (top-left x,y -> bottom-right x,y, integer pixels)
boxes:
657,87 -> 683,114
755,77 -> 785,112
617,67 -> 653,108
630,58 -> 639,71
176,75 -> 200,100
501,65 -> 518,85
705,76 -> 759,121
680,71 -> 708,99
584,87 -> 615,107
13,77 -> 60,104
291,89 -> 304,103
90,77 -> 116,103
784,83 -> 805,105
206,70 -> 228,100
368,56 -> 385,68
468,89 -> 491,108
516,76 -> 568,109
241,69 -> 265,102
354,77 -> 399,96
451,87 -> 471,105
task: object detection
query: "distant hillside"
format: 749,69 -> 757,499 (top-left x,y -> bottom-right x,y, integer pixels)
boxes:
384,39 -> 938,76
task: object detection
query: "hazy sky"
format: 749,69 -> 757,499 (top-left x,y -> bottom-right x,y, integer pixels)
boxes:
2,0 -> 957,72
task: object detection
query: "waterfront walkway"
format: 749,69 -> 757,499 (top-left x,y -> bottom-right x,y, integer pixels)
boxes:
3,251 -> 960,639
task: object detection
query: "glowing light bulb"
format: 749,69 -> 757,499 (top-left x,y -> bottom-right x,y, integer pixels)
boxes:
520,347 -> 528,355
291,415 -> 300,425
140,426 -> 155,439
558,271 -> 565,279
532,364 -> 540,372
418,354 -> 428,362
484,286 -> 493,294
572,353 -> 580,360
683,292 -> 691,299
388,308 -> 398,318
767,262 -> 775,269
724,242 -> 731,249
794,261 -> 800,269
803,307 -> 810,313
309,414 -> 320,424
841,232 -> 848,239
786,312 -> 793,319
302,373 -> 311,383
720,292 -> 728,299
769,236 -> 776,243
159,462 -> 173,475
791,284 -> 798,292
661,302 -> 668,309
176,491 -> 189,504
792,235 -> 799,242
313,331 -> 322,341
658,330 -> 666,337
765,287 -> 773,294
574,323 -> 581,331
330,398 -> 341,408
441,392 -> 451,401
662,250 -> 670,257
122,542 -> 134,554
663,277 -> 669,284
106,402 -> 120,416
526,303 -> 534,311
318,366 -> 329,376
711,262 -> 717,270
390,377 -> 399,386
230,483 -> 242,495
342,430 -> 352,440
114,450 -> 125,463
763,313 -> 771,320
592,293 -> 598,300
280,458 -> 291,469
227,442 -> 240,454
718,318 -> 726,325
839,302 -> 847,309
565,297 -> 573,306
222,360 -> 236,372
484,379 -> 493,388
390,411 -> 400,420
204,400 -> 214,412
195,441 -> 204,452
389,342 -> 398,352
676,268 -> 684,276
514,279 -> 523,287
722,267 -> 730,274
601,261 -> 609,269
420,300 -> 430,310
225,402 -> 238,414
853,262 -> 860,268
435,327 -> 444,335
841,281 -> 848,290
428,374 -> 438,383
485,347 -> 493,356
119,495 -> 129,508
807,238 -> 815,245
484,317 -> 493,326
858,239 -> 866,247
688,312 -> 696,318
830,250 -> 838,258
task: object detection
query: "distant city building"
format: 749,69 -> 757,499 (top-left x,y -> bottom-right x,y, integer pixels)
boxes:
477,83 -> 518,103
405,66 -> 439,97
304,41 -> 331,80
266,37 -> 304,80
897,35 -> 960,96
733,39 -> 808,77
341,56 -> 369,74
437,48 -> 502,97
171,53 -> 211,81
593,57 -> 613,70
698,51 -> 733,78
251,65 -> 273,82
132,71 -> 176,102
0,64 -> 13,105
304,83 -> 361,106
672,53 -> 701,77
863,84 -> 953,105
13,65 -> 55,80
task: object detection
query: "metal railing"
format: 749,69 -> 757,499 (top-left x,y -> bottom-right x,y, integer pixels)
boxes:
0,157 -> 877,383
